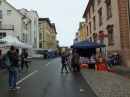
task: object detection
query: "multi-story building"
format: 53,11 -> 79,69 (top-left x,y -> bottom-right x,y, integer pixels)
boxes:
0,0 -> 39,50
77,22 -> 87,42
73,32 -> 78,44
83,0 -> 130,66
19,8 -> 39,48
38,18 -> 57,50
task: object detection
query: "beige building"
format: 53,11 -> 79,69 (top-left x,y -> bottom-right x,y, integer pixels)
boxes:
0,0 -> 39,49
38,18 -> 57,50
83,0 -> 130,66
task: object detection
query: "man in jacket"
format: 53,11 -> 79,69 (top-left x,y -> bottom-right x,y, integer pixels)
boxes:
71,49 -> 79,73
21,49 -> 28,70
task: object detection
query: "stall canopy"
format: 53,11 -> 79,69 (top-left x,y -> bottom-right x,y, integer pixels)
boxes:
0,36 -> 32,49
71,40 -> 106,48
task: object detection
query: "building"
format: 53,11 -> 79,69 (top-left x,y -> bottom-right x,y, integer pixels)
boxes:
73,32 -> 78,44
19,8 -> 39,49
0,0 -> 39,49
38,18 -> 57,50
83,0 -> 130,66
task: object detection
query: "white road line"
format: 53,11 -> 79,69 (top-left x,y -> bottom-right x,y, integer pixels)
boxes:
46,62 -> 51,66
16,70 -> 38,85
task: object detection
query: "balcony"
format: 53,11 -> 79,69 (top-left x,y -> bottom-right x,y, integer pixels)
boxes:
0,24 -> 14,30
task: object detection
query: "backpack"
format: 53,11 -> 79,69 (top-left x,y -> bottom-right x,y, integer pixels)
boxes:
4,55 -> 12,68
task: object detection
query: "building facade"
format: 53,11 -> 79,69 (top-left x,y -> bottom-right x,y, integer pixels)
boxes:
0,0 -> 39,49
73,32 -> 78,44
83,0 -> 130,66
38,18 -> 57,50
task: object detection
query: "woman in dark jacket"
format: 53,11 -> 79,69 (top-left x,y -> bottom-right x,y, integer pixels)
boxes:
21,49 -> 28,70
7,46 -> 20,90
61,53 -> 69,73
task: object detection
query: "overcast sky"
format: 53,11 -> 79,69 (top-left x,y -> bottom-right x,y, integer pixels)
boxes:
7,0 -> 89,47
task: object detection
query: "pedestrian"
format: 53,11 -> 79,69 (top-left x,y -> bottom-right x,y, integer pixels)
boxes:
61,53 -> 69,73
7,45 -> 20,90
71,49 -> 79,73
21,49 -> 29,70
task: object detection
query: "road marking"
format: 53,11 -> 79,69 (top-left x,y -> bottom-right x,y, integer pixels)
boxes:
46,62 -> 51,66
16,70 -> 38,85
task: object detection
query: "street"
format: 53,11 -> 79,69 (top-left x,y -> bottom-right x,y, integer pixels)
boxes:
0,58 -> 97,97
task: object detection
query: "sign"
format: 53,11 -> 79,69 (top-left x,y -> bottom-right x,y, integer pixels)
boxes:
93,34 -> 109,40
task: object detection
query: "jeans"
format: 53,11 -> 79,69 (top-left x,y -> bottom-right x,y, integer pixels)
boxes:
21,61 -> 28,69
73,64 -> 79,73
8,71 -> 17,88
61,63 -> 67,71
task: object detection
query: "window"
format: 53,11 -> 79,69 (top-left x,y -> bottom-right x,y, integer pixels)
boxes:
87,26 -> 88,36
26,24 -> 27,30
23,33 -> 25,42
93,16 -> 96,30
92,2 -> 95,13
0,11 -> 2,19
23,22 -> 25,29
90,38 -> 92,42
108,30 -> 114,44
39,43 -> 42,48
26,34 -> 27,42
89,22 -> 91,34
105,0 -> 112,19
39,33 -> 42,39
98,0 -> 101,5
99,32 -> 104,44
89,11 -> 91,19
7,10 -> 12,16
106,25 -> 114,45
98,8 -> 103,26
0,21 -> 2,29
0,33 -> 6,39
0,1 -> 1,5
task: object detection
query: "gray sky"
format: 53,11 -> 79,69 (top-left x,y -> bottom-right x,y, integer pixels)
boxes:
7,0 -> 89,47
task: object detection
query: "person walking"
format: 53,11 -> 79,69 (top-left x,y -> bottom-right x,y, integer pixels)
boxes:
21,49 -> 28,70
7,46 -> 20,90
71,49 -> 79,73
61,53 -> 69,73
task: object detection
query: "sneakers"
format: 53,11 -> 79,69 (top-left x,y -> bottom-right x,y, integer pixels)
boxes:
13,87 -> 20,90
9,87 -> 13,90
66,71 -> 69,73
26,68 -> 29,71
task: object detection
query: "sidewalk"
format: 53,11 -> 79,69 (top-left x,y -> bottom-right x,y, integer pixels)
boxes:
81,68 -> 130,97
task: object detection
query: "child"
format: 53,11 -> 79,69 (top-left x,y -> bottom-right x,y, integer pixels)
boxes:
17,55 -> 22,77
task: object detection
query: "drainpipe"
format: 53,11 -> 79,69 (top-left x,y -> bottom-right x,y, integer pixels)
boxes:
128,0 -> 130,29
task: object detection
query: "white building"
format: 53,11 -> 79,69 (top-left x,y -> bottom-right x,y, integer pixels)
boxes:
0,0 -> 39,51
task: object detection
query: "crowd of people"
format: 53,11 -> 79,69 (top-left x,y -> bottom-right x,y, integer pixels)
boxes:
61,49 -> 80,73
0,46 -> 29,90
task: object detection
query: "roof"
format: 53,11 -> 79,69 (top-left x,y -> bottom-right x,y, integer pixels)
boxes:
83,0 -> 94,18
71,40 -> 106,48
4,0 -> 24,17
39,18 -> 57,34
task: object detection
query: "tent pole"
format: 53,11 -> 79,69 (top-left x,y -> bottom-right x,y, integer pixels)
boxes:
100,48 -> 102,58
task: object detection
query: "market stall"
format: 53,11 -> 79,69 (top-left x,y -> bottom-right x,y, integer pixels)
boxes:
70,40 -> 107,70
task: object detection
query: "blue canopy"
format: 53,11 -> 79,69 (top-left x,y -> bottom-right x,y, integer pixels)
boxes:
71,40 -> 106,48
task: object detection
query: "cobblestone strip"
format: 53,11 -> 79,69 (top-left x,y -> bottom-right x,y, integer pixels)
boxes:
81,69 -> 130,97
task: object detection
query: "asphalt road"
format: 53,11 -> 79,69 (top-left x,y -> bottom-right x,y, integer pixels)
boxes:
0,58 -> 97,97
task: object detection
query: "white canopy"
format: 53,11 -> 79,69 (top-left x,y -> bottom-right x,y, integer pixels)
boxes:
0,36 -> 32,49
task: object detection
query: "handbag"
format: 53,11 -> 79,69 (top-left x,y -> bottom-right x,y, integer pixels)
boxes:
24,58 -> 27,61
